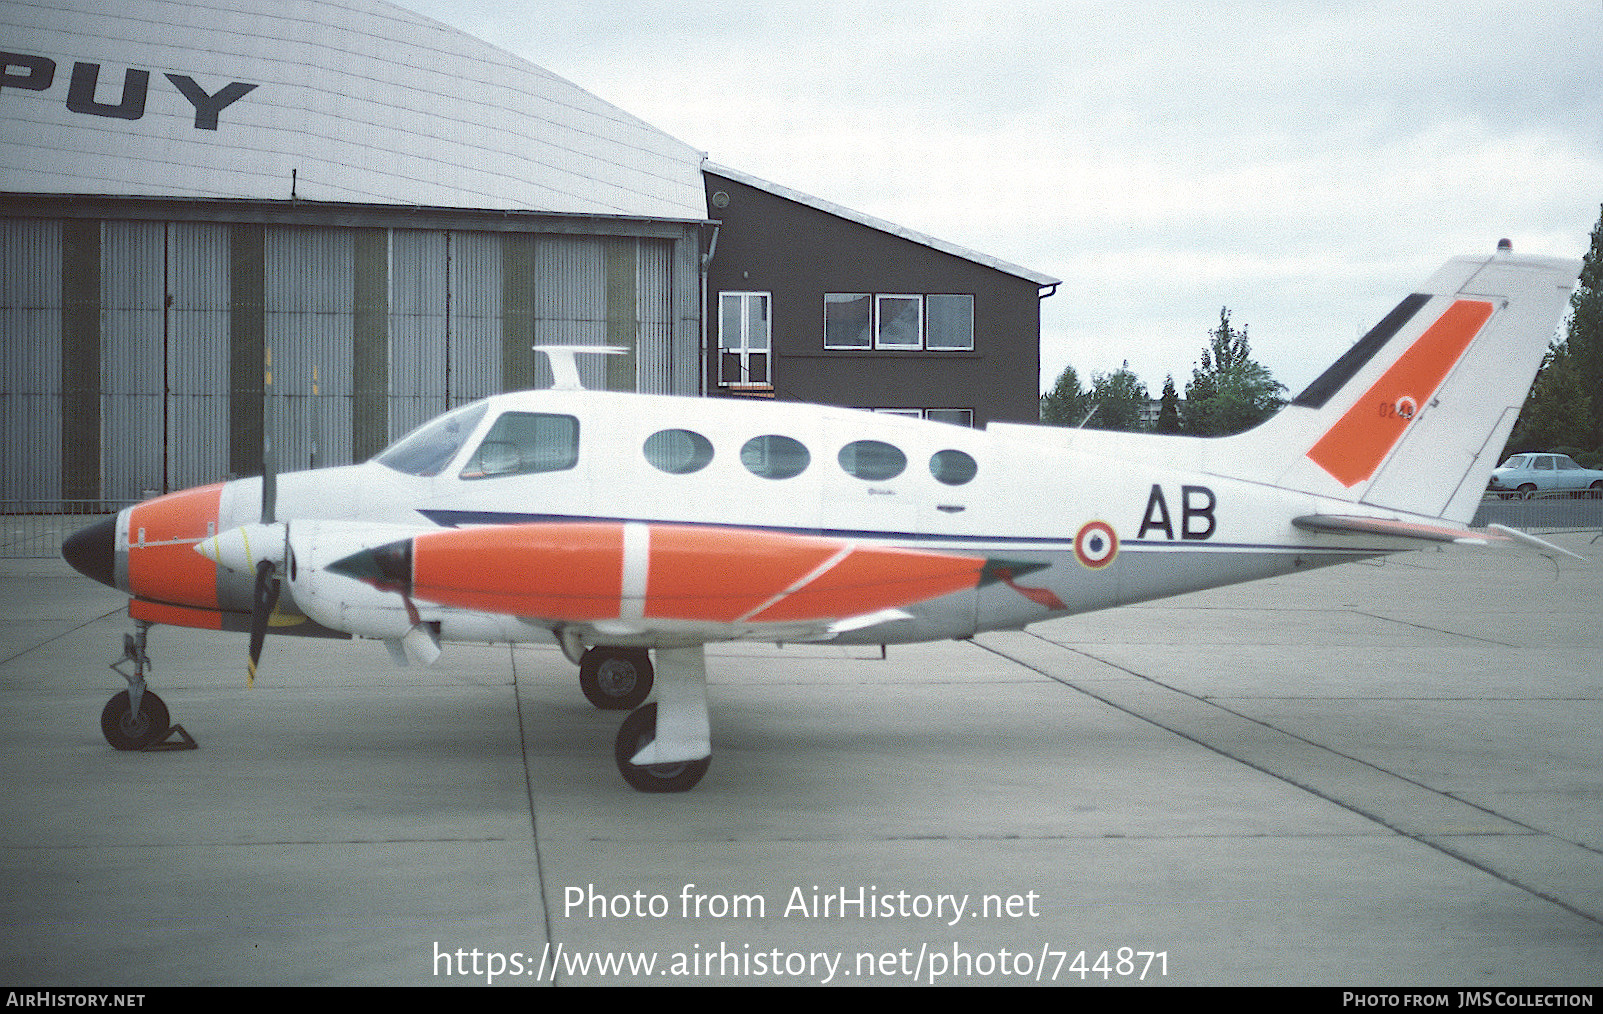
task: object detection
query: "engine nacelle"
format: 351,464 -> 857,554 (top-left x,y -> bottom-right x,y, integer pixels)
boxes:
283,521 -> 428,640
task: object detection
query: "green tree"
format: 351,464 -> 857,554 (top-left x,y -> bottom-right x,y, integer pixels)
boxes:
1563,206 -> 1603,457
1040,363 -> 1091,426
1506,347 -> 1598,456
1504,205 -> 1603,464
1182,307 -> 1286,436
1155,375 -> 1182,434
1084,361 -> 1150,432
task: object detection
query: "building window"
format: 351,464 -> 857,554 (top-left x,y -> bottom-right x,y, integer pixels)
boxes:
923,408 -> 974,427
876,294 -> 922,349
870,407 -> 975,427
824,293 -> 872,349
719,291 -> 771,387
825,293 -> 973,351
925,295 -> 974,350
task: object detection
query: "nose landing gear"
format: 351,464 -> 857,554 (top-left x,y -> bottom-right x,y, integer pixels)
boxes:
103,622 -> 196,752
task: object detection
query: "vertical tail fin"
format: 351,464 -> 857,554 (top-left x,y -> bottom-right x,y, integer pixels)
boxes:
1222,249 -> 1582,523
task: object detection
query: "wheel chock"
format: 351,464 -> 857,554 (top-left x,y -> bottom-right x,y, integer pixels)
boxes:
142,724 -> 198,751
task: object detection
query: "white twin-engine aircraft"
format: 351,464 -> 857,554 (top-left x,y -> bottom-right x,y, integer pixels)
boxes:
64,248 -> 1583,792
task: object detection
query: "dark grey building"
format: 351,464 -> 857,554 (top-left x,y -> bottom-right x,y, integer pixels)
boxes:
703,165 -> 1059,428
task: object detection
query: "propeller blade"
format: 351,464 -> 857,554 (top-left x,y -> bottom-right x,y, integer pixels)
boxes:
248,558 -> 280,687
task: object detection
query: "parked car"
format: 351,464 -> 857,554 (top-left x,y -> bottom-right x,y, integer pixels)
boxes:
1487,452 -> 1603,498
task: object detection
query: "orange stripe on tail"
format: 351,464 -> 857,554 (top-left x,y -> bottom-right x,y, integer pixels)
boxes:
1306,299 -> 1495,487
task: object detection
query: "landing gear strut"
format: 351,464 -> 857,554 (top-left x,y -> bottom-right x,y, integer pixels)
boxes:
102,622 -> 195,751
613,645 -> 710,793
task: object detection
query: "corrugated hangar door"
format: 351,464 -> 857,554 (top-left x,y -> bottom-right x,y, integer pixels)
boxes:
1,215 -> 691,503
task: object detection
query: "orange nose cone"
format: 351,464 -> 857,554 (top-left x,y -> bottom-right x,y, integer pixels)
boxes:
126,484 -> 225,608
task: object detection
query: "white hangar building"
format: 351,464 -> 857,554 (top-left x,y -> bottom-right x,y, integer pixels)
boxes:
1,0 -> 711,502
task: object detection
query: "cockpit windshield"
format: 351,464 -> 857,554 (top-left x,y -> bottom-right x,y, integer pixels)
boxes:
372,403 -> 488,476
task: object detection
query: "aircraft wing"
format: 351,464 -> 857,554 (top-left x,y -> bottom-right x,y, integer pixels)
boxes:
1292,514 -> 1585,560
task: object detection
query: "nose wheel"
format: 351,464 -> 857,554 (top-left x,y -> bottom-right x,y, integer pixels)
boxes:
614,703 -> 710,793
101,688 -> 171,751
103,622 -> 196,751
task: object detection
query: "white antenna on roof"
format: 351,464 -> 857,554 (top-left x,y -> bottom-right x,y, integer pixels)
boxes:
535,345 -> 627,391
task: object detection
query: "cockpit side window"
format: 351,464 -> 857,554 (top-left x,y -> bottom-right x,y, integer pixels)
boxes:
460,412 -> 579,479
373,403 -> 488,477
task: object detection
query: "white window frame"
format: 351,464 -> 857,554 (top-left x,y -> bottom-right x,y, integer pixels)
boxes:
719,290 -> 772,388
874,294 -> 923,349
868,407 -> 975,428
922,408 -> 974,427
823,293 -> 873,350
825,293 -> 974,351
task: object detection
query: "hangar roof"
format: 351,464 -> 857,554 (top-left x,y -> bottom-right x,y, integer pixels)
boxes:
0,0 -> 708,219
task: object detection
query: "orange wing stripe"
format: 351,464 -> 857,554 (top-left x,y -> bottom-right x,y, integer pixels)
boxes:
748,547 -> 984,622
643,525 -> 841,621
1306,299 -> 1494,487
405,522 -> 986,626
412,522 -> 624,620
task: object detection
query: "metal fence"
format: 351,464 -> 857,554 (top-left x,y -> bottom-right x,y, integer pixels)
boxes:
1470,490 -> 1603,533
1,501 -> 134,559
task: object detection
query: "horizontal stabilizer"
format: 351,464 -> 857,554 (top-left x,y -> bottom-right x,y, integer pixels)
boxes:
1293,515 -> 1584,560
1486,523 -> 1587,562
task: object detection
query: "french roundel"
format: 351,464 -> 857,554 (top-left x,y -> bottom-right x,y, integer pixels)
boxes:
1074,521 -> 1118,569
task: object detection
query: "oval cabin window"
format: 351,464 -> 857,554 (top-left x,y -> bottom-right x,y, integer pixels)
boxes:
929,449 -> 978,486
838,440 -> 907,481
740,435 -> 810,479
643,429 -> 715,474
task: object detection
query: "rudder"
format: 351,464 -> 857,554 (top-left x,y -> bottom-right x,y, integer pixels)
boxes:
1224,250 -> 1581,523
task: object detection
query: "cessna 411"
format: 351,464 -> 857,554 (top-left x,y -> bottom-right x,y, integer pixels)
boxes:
63,247 -> 1583,792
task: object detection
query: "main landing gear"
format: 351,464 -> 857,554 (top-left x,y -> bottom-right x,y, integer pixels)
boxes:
607,645 -> 710,793
578,647 -> 654,710
562,633 -> 708,792
102,622 -> 196,752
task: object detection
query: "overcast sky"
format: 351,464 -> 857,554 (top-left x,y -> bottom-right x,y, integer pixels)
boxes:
401,0 -> 1603,398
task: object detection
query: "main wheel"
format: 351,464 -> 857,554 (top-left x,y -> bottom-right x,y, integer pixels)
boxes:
613,703 -> 709,793
101,689 -> 170,751
580,647 -> 653,710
